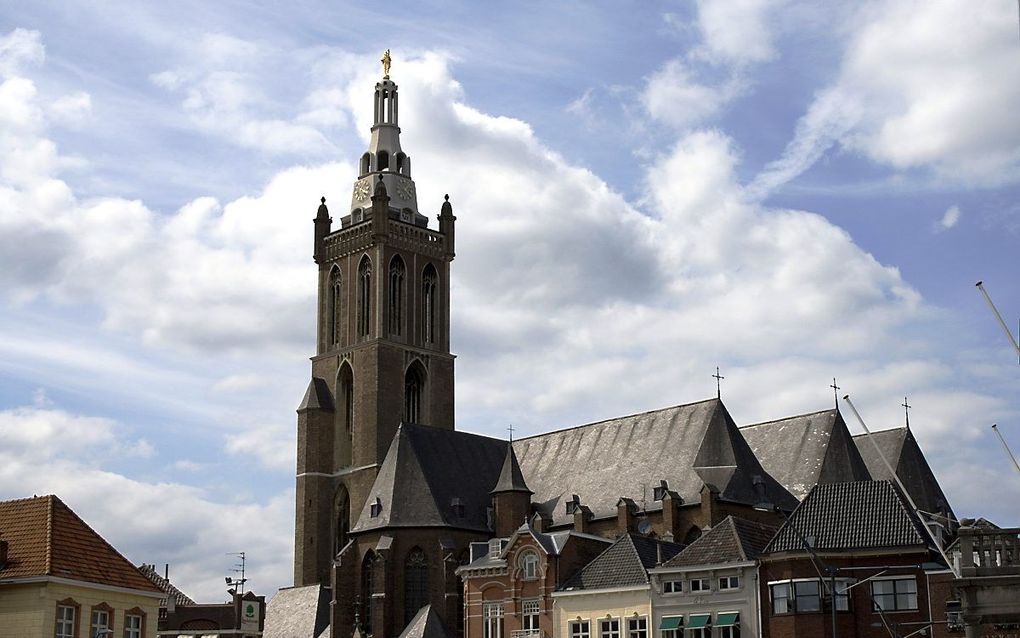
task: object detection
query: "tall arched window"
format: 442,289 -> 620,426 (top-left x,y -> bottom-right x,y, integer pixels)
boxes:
361,153 -> 371,175
361,552 -> 376,635
358,256 -> 372,337
421,264 -> 438,345
336,362 -> 354,468
404,547 -> 429,626
334,486 -> 350,557
328,266 -> 342,346
404,363 -> 425,424
388,256 -> 405,336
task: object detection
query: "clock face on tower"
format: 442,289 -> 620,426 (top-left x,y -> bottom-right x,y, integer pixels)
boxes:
353,178 -> 371,200
396,177 -> 415,201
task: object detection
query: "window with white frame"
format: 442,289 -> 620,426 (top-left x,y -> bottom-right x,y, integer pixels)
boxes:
770,580 -> 821,614
125,613 -> 143,638
55,604 -> 75,638
483,602 -> 504,638
718,576 -> 739,590
658,616 -> 682,638
627,616 -> 647,638
662,579 -> 682,594
570,620 -> 591,638
690,578 -> 710,592
718,626 -> 739,638
521,551 -> 540,580
599,617 -> 620,638
489,539 -> 504,558
90,607 -> 111,635
871,577 -> 918,612
522,599 -> 540,631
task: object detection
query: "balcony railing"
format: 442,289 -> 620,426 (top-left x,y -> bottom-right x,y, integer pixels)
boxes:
511,630 -> 543,638
958,527 -> 1020,577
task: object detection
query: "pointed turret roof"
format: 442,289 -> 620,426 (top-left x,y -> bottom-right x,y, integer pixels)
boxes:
297,377 -> 334,412
741,409 -> 872,500
491,443 -> 532,494
398,604 -> 455,638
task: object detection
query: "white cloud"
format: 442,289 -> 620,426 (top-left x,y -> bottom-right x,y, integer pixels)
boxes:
692,0 -> 784,65
224,425 -> 295,471
47,91 -> 92,127
752,1 -> 1020,194
0,28 -> 44,77
641,59 -> 745,129
936,205 -> 961,232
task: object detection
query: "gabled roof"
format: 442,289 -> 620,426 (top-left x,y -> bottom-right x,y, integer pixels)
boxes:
398,604 -> 454,638
137,564 -> 196,607
660,516 -> 777,568
741,409 -> 872,500
503,523 -> 579,557
0,495 -> 160,593
352,424 -> 507,533
558,534 -> 683,591
763,481 -> 930,554
853,427 -> 954,521
492,444 -> 532,494
514,399 -> 797,526
262,584 -> 331,638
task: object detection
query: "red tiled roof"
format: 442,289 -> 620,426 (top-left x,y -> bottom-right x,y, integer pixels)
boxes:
0,495 -> 160,593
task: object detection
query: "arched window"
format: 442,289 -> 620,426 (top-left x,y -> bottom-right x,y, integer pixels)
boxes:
361,153 -> 371,175
404,362 -> 425,424
404,547 -> 429,626
519,551 -> 540,580
388,256 -> 405,336
334,486 -> 350,557
378,151 -> 389,171
683,526 -> 702,545
361,552 -> 376,635
358,256 -> 372,337
328,266 -> 342,346
421,264 -> 438,345
396,152 -> 406,175
337,362 -> 354,467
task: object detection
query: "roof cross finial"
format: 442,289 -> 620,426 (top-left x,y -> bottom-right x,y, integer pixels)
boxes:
830,378 -> 841,408
712,366 -> 725,400
508,423 -> 514,442
381,49 -> 392,78
902,396 -> 911,428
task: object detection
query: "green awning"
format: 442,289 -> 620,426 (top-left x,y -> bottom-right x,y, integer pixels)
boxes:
715,613 -> 739,627
686,615 -> 710,629
659,617 -> 683,630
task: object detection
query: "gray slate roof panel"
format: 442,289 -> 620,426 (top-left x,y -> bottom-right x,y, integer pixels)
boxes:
741,410 -> 872,500
397,604 -> 454,638
853,427 -> 954,521
763,480 -> 930,554
262,585 -> 331,638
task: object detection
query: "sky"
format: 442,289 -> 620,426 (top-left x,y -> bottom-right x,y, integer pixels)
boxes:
1,0 -> 1019,602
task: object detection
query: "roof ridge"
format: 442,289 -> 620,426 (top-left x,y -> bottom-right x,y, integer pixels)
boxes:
622,534 -> 649,582
740,408 -> 837,429
851,426 -> 907,439
513,398 -> 720,442
44,495 -> 54,575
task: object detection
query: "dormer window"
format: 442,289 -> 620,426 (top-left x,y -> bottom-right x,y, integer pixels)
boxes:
450,497 -> 465,518
488,538 -> 503,558
653,480 -> 669,501
370,497 -> 382,518
566,494 -> 581,515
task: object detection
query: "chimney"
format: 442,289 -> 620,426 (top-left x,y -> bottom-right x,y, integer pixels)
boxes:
165,563 -> 169,580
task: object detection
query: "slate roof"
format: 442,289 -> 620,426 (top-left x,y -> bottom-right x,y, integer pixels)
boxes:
262,584 -> 331,638
763,481 -> 930,554
352,424 -> 508,533
741,409 -> 872,500
397,604 -> 454,638
514,399 -> 797,526
297,377 -> 334,412
660,516 -> 778,568
492,445 -> 532,494
559,534 -> 683,591
137,563 -> 196,607
853,427 -> 954,521
0,495 -> 161,593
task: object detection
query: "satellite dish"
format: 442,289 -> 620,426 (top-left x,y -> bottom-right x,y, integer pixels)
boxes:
637,519 -> 652,535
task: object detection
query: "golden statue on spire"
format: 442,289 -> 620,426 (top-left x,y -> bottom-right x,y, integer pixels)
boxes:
381,49 -> 392,79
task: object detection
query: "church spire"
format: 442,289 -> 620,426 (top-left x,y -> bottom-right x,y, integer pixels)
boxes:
348,50 -> 426,227
491,443 -> 532,495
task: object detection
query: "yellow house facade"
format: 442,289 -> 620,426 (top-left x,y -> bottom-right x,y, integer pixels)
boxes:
0,495 -> 164,638
553,587 -> 652,638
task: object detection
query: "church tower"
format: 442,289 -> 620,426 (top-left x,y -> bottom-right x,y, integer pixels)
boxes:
295,51 -> 457,587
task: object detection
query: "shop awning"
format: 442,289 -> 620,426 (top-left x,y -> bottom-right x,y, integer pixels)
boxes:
715,613 -> 739,627
659,617 -> 683,630
686,615 -> 710,629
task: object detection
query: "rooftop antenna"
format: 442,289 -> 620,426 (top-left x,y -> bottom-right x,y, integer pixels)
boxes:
842,394 -> 956,576
225,551 -> 247,596
991,424 -> 1020,479
975,281 -> 1020,360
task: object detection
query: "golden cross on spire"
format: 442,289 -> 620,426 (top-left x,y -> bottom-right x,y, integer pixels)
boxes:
381,49 -> 392,78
